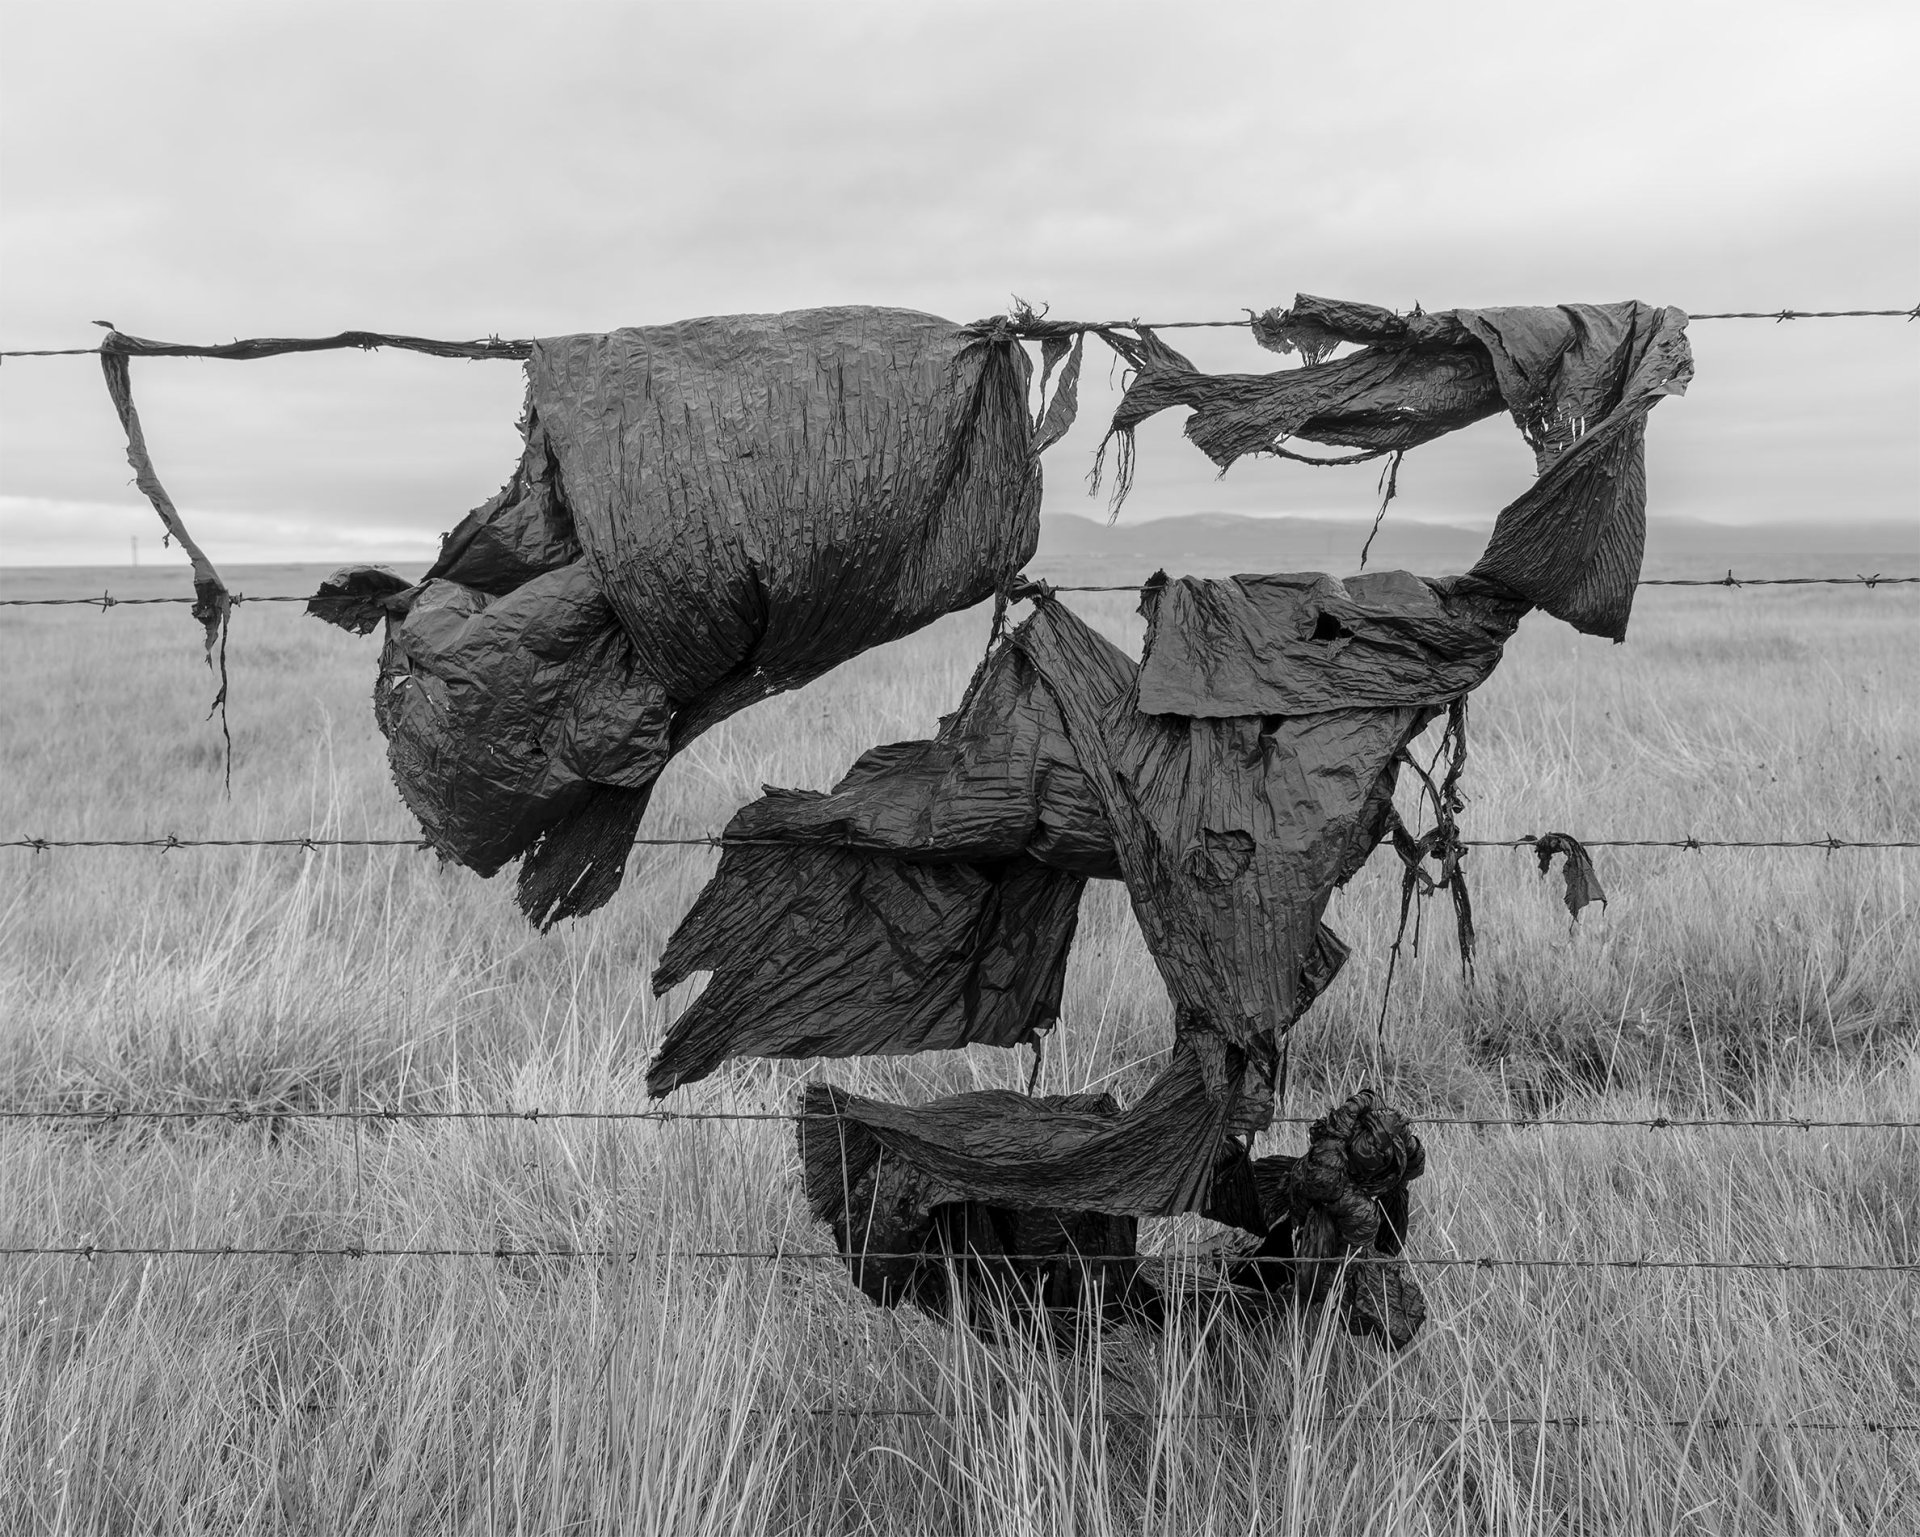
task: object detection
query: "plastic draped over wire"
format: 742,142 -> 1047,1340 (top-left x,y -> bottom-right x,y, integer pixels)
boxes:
1098,295 -> 1692,639
311,294 -> 1692,1347
316,307 -> 1041,927
652,576 -> 1526,1207
653,575 -> 1518,1346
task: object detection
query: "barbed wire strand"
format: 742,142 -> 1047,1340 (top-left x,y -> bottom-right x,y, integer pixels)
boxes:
3,574 -> 1916,610
0,574 -> 1913,612
4,1242 -> 1909,1435
6,834 -> 1915,854
1682,309 -> 1920,320
0,1244 -> 1913,1273
1042,577 -> 1920,594
2,306 -> 1916,361
1,1105 -> 1914,1131
764,1405 -> 1918,1433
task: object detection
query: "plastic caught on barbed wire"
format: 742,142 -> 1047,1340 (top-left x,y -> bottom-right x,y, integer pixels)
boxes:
647,576 -> 1526,1224
649,566 -> 1550,1331
1,299 -> 1912,362
642,298 -> 1696,1347
309,307 -> 1052,928
95,332 -> 237,785
800,1087 -> 1429,1349
1089,297 -> 1693,641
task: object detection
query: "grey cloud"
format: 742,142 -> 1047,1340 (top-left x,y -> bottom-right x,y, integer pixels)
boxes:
2,0 -> 1914,566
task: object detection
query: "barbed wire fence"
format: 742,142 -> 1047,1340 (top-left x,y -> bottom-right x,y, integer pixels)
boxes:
3,303 -> 1917,1447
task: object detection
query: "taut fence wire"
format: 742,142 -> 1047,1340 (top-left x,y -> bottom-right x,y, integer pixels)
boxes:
4,573 -> 1917,610
753,1407 -> 1920,1433
1042,576 -> 1920,593
0,1245 -> 1913,1274
3,1243 -> 1910,1439
1,303 -> 1916,361
1678,308 -> 1919,320
2,1106 -> 1915,1131
7,834 -> 1916,853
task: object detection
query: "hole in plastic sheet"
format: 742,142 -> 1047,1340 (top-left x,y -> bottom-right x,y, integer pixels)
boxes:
1184,828 -> 1255,887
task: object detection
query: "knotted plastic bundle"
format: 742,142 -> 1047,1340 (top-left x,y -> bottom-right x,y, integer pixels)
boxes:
1281,1089 -> 1428,1348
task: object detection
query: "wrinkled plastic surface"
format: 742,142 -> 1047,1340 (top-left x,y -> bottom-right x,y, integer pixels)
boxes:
327,307 -> 1039,921
647,624 -> 1128,1096
373,564 -> 670,876
1107,296 -> 1691,639
653,577 -> 1525,1215
1533,831 -> 1608,918
799,1083 -> 1162,1345
802,1083 -> 1429,1349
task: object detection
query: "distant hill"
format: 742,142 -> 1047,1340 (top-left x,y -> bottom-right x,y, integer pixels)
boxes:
4,517 -> 1910,599
1035,513 -> 1482,582
1033,512 -> 1917,586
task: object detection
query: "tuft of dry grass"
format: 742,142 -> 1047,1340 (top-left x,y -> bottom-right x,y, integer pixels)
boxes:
1,563 -> 1915,1533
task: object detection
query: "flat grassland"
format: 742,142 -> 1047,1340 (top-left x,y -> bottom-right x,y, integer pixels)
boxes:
1,560 -> 1916,1534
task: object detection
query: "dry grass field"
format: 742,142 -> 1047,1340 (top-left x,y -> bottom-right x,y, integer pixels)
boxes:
1,555 -> 1916,1534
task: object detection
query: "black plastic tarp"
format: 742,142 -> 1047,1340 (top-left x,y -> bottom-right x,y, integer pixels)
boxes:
648,618 -> 1126,1096
317,306 -> 1040,925
313,295 -> 1685,931
651,575 -> 1527,1215
1100,297 -> 1691,639
798,1083 -> 1162,1345
292,293 -> 1690,1345
796,1083 -> 1430,1348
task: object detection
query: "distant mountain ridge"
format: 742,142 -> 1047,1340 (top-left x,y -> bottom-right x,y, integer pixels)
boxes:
1034,512 -> 1917,585
4,515 -> 1910,595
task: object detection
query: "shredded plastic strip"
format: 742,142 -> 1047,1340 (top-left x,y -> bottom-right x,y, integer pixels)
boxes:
2,330 -> 529,362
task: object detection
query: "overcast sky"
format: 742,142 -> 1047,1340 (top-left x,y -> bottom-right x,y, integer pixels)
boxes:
3,0 -> 1915,566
